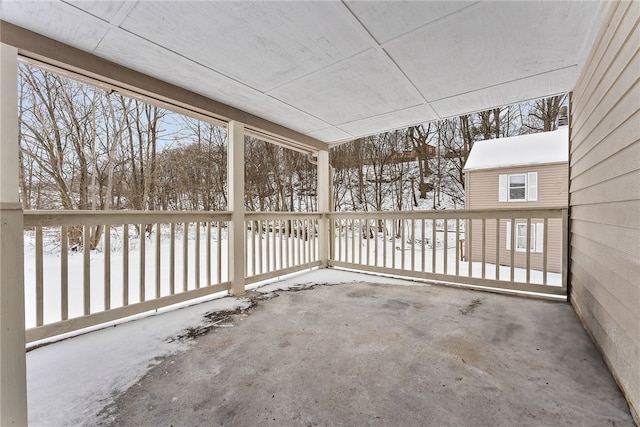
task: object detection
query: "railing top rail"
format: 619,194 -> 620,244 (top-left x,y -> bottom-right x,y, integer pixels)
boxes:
328,207 -> 567,220
24,210 -> 233,227
244,212 -> 323,220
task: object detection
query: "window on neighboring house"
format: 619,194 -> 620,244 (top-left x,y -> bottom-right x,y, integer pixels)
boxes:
499,172 -> 537,202
506,221 -> 544,252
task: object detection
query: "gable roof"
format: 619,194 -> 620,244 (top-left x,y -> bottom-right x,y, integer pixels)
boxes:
463,126 -> 569,171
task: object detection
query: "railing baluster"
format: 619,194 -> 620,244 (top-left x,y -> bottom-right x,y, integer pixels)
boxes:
351,219 -> 355,264
123,224 -> 129,305
410,219 -> 415,271
481,218 -> 486,279
313,219 -> 317,262
309,219 -> 313,263
182,222 -> 188,292
169,222 -> 175,295
251,220 -> 256,275
61,225 -> 68,320
278,220 -> 283,270
401,219 -> 406,269
543,218 -> 548,286
374,219 -> 379,267
421,219 -> 426,272
526,218 -> 531,284
468,219 -> 473,278
455,218 -> 460,276
35,226 -> 43,326
335,219 -> 340,262
244,220 -> 249,277
292,220 -> 296,266
341,219 -> 346,264
299,219 -> 304,265
495,219 -> 500,281
312,218 -> 316,262
357,218 -> 362,265
206,222 -> 212,286
258,220 -> 264,274
305,219 -> 309,264
510,219 -> 516,283
83,225 -> 91,315
391,220 -> 396,269
443,219 -> 448,275
140,224 -> 146,302
431,219 -> 436,274
104,225 -> 111,310
287,219 -> 292,268
217,221 -> 222,284
155,223 -> 161,298
562,209 -> 569,289
365,219 -> 370,266
195,221 -> 200,288
268,219 -> 273,271
382,219 -> 387,268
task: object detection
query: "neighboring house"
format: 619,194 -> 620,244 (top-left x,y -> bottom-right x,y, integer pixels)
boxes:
463,127 -> 569,273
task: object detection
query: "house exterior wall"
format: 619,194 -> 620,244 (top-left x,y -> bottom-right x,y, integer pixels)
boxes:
569,0 -> 639,421
465,163 -> 568,273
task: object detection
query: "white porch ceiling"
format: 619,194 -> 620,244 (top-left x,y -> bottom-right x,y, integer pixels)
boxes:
0,1 -> 604,145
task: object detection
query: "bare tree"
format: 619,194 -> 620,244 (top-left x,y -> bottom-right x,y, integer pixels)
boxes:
526,95 -> 567,132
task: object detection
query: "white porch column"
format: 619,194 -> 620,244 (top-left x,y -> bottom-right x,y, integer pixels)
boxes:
0,43 -> 28,426
317,149 -> 330,266
227,121 -> 245,295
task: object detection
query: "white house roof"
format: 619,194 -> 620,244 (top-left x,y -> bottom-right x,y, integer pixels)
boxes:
463,126 -> 569,171
0,1 -> 605,145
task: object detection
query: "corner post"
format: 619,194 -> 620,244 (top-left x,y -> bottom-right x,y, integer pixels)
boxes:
317,149 -> 330,266
0,43 -> 28,426
227,121 -> 245,295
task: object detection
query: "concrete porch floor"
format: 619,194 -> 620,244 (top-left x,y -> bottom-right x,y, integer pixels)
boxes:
95,276 -> 634,426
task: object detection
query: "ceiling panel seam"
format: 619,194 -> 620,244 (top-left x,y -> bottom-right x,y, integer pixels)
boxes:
59,0 -> 110,24
338,0 -> 441,120
263,46 -> 372,94
263,95 -> 337,131
109,1 -> 139,27
378,1 -> 483,48
335,103 -> 426,127
110,27 -> 266,95
105,19 -> 345,132
430,65 -> 578,104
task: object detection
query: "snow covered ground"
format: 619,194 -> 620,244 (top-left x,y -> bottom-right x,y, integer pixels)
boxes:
26,269 -> 416,427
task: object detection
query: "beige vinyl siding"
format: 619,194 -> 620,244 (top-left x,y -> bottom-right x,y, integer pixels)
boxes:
569,1 -> 639,421
466,163 -> 568,210
465,163 -> 567,272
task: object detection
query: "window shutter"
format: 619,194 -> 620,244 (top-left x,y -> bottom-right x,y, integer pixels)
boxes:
499,174 -> 507,202
535,223 -> 544,253
506,221 -> 511,250
527,172 -> 538,201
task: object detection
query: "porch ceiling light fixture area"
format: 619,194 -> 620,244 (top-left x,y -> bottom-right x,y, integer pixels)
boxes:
1,1 -> 605,144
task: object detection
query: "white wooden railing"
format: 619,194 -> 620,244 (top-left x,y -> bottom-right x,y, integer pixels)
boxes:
244,212 -> 322,284
23,207 -> 567,342
24,211 -> 231,342
328,208 -> 568,298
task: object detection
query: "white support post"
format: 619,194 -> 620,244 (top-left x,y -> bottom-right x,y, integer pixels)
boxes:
317,150 -> 330,266
227,121 -> 245,295
0,43 -> 28,426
